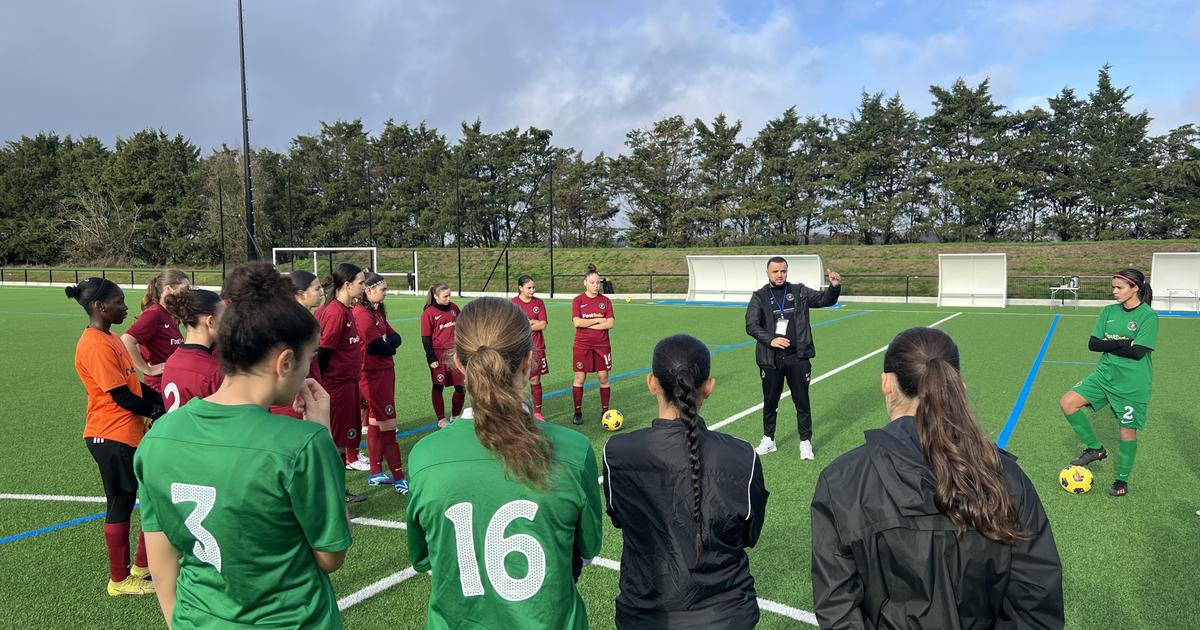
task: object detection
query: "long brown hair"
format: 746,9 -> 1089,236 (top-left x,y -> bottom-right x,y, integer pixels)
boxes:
651,334 -> 711,562
455,297 -> 553,488
142,268 -> 189,311
883,327 -> 1028,545
424,282 -> 450,310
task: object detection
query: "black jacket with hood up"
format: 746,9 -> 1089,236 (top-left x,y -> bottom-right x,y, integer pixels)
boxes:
810,417 -> 1064,630
602,418 -> 769,630
745,281 -> 840,368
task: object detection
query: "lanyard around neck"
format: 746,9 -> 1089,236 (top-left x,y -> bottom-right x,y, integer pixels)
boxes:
770,285 -> 788,318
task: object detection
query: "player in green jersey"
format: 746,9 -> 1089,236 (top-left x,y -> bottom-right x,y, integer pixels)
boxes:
1059,268 -> 1158,497
406,297 -> 604,630
135,262 -> 353,628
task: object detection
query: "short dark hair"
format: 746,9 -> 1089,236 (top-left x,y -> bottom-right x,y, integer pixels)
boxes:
219,262 -> 319,375
65,277 -> 121,313
517,274 -> 535,288
767,256 -> 788,269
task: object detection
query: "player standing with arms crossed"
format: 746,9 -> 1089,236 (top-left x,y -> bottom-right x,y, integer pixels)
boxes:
570,265 -> 614,425
353,271 -> 408,494
745,257 -> 841,459
406,297 -> 603,629
602,334 -> 769,629
121,268 -> 188,392
1060,268 -> 1158,497
420,282 -> 465,428
135,262 -> 352,628
513,274 -> 549,420
66,277 -> 166,596
161,289 -> 224,412
316,263 -> 370,510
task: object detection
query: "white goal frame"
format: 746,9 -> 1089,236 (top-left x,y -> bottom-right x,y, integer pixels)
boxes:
271,247 -> 421,296
687,255 -> 824,302
937,253 -> 1007,308
1151,252 -> 1200,312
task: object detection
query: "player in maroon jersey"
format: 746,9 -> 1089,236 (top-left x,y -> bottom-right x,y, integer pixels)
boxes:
512,274 -> 549,420
353,272 -> 408,494
160,288 -> 224,411
316,263 -> 368,477
121,268 -> 188,393
570,264 -> 615,425
269,270 -> 325,419
420,282 -> 464,428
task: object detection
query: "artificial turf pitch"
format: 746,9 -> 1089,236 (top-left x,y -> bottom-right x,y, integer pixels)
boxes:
1,286 -> 1197,629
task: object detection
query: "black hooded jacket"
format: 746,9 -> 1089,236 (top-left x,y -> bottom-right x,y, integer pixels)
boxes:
811,417 -> 1063,630
745,281 -> 840,367
602,418 -> 769,629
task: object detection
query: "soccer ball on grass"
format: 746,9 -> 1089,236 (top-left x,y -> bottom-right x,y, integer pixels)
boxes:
601,409 -> 624,432
1059,465 -> 1093,494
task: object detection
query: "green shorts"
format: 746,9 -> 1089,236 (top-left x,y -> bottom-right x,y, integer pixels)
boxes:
1072,372 -> 1148,430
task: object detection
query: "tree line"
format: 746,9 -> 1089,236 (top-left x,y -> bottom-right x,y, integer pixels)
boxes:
1,66 -> 1197,266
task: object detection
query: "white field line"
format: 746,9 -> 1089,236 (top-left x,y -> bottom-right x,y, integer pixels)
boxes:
0,493 -> 107,503
337,566 -> 420,611
350,517 -> 407,530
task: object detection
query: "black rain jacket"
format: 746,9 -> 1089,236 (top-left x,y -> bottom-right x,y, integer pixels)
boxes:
602,418 -> 769,630
810,417 -> 1064,630
745,281 -> 840,367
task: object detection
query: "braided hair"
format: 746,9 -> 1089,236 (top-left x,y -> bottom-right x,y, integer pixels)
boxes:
651,334 -> 712,562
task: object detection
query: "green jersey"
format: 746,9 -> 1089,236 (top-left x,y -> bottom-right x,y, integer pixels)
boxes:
1091,302 -> 1158,402
406,418 -> 604,630
134,398 -> 352,629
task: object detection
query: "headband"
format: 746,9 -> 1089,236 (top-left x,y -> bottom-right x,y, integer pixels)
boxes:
1113,273 -> 1140,288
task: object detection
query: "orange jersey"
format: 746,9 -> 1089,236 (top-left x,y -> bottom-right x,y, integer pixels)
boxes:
74,327 -> 146,447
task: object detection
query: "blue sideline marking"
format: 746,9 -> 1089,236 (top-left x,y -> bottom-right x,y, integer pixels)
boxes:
0,511 -> 106,546
1159,311 -> 1200,318
996,315 -> 1059,449
372,308 -> 873,445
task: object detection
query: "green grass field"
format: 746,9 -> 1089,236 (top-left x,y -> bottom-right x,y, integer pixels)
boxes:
1,285 -> 1197,629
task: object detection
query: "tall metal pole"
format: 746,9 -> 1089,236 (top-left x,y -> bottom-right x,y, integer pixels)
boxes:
456,161 -> 463,297
366,158 -> 374,247
218,178 -> 227,280
237,0 -> 256,259
548,156 -> 555,298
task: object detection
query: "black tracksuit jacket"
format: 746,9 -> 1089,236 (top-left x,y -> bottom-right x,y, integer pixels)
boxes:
745,281 -> 841,368
810,417 -> 1064,630
602,418 -> 769,629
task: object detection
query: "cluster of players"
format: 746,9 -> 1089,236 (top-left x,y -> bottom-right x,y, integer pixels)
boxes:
64,258 -> 1158,629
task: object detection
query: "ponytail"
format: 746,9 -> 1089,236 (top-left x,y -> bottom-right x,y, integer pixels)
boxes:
163,288 -> 222,328
142,268 -> 189,311
425,282 -> 450,310
1115,268 -> 1152,306
885,327 -> 1028,545
651,334 -> 712,564
455,297 -> 553,488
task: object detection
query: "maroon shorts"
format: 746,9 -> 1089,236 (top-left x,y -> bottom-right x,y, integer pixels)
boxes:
429,349 -> 465,387
530,346 -> 549,377
324,380 -> 361,448
572,345 -> 612,373
359,367 -> 397,422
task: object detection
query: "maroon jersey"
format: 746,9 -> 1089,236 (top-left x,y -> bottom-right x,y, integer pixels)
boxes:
125,303 -> 183,387
353,303 -> 396,371
572,292 -> 613,349
161,344 -> 223,412
315,300 -> 363,384
420,303 -> 460,350
512,296 -> 548,349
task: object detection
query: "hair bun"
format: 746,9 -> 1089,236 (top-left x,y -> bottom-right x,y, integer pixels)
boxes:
65,285 -> 81,300
223,261 -> 292,305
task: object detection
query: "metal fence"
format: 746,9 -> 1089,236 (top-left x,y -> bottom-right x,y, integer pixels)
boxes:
0,267 -> 225,288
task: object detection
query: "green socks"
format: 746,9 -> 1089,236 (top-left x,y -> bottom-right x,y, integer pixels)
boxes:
1116,439 -> 1138,482
1066,409 -> 1103,450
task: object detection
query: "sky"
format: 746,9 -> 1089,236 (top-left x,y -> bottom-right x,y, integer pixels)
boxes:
2,0 -> 1198,158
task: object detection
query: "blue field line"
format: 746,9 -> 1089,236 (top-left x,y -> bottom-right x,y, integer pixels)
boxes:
996,315 -> 1060,449
367,308 -> 873,446
0,511 -> 107,546
1042,360 -> 1094,366
1159,311 -> 1200,318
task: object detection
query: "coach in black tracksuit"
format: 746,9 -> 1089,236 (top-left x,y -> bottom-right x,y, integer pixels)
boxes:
745,256 -> 841,458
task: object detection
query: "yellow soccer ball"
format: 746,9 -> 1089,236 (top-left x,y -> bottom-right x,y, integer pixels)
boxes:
625,297 -> 632,303
601,409 -> 625,432
1059,465 -> 1093,494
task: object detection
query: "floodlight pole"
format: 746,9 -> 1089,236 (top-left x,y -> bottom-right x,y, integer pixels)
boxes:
237,0 -> 256,259
218,177 -> 227,280
455,161 -> 463,297
548,156 -> 555,298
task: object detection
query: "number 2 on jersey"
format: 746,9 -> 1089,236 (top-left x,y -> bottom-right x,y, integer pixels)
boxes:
163,382 -> 181,412
444,500 -> 547,601
171,483 -> 222,572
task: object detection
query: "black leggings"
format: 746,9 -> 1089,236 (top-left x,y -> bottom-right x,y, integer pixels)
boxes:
85,438 -> 138,523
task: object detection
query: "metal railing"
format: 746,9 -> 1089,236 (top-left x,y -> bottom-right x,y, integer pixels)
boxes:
551,272 -> 688,299
0,267 -> 225,288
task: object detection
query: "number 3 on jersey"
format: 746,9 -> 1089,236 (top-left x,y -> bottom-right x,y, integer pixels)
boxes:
171,483 -> 222,572
444,500 -> 546,601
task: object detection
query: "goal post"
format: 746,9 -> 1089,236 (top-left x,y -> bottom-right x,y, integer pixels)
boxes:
270,247 -> 420,295
937,253 -> 1007,308
687,255 -> 823,302
1151,252 -> 1200,312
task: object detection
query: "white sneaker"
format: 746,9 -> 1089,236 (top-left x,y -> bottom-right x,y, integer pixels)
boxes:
345,460 -> 370,472
356,452 -> 369,464
755,436 -> 777,455
800,440 -> 814,460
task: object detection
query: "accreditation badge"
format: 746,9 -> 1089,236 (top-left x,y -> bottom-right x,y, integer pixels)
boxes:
776,318 -> 788,335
